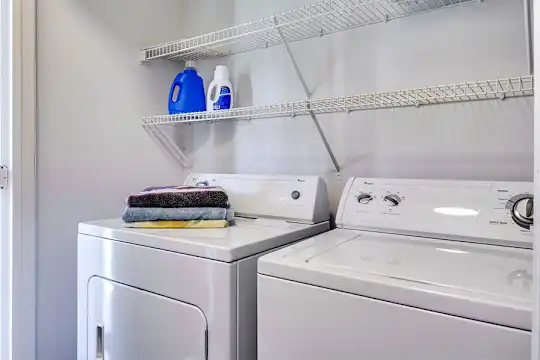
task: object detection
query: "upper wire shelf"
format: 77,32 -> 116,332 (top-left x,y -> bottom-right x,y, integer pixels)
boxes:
141,0 -> 476,62
142,76 -> 534,125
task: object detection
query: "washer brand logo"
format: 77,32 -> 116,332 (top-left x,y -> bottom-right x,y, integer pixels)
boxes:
364,181 -> 373,185
498,189 -> 509,193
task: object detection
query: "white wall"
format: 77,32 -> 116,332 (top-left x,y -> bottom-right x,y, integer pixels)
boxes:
182,0 -> 534,212
36,1 -> 185,359
36,0 -> 533,359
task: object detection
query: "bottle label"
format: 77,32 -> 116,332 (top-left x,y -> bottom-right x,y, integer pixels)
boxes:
213,86 -> 231,110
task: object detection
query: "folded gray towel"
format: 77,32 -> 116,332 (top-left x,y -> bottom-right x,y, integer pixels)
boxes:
126,186 -> 229,208
122,207 -> 234,223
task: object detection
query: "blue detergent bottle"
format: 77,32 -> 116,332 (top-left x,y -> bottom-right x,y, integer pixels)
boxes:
168,61 -> 206,114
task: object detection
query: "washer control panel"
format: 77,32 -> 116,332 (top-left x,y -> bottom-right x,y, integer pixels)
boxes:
337,178 -> 533,248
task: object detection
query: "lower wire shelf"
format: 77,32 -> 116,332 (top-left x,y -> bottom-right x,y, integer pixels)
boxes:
142,75 -> 534,126
142,75 -> 533,170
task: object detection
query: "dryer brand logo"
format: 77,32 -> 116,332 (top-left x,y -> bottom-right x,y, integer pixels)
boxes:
497,189 -> 509,193
364,182 -> 374,185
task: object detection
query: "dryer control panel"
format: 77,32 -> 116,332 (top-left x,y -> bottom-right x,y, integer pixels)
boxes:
185,173 -> 329,224
336,178 -> 533,248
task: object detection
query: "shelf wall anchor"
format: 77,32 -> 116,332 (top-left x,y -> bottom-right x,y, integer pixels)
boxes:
273,15 -> 341,175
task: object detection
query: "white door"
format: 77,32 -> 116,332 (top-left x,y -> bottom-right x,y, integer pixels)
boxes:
87,277 -> 208,360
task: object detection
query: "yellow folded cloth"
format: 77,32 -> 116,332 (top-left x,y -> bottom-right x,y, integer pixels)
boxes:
123,220 -> 228,229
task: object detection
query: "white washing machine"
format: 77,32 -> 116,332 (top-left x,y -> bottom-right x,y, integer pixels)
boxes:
77,173 -> 329,360
258,178 -> 533,360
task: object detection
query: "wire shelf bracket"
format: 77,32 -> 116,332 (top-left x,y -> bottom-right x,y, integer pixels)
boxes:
143,123 -> 193,168
273,15 -> 342,176
140,0 -> 479,62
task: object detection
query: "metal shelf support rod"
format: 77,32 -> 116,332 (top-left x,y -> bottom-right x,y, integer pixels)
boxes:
273,16 -> 341,174
143,124 -> 192,168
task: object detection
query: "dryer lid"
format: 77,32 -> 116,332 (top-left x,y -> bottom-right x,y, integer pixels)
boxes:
79,218 -> 329,262
258,229 -> 533,330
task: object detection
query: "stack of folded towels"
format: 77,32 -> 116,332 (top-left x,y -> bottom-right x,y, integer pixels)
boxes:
122,185 -> 234,229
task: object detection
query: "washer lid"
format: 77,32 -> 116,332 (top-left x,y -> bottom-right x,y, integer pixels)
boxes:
79,218 -> 329,262
258,229 -> 533,330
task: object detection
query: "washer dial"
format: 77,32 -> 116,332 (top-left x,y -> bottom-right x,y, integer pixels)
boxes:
506,194 -> 534,229
384,194 -> 401,207
357,193 -> 374,204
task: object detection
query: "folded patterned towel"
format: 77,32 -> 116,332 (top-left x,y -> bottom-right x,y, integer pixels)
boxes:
123,220 -> 228,229
127,186 -> 229,208
122,207 -> 234,223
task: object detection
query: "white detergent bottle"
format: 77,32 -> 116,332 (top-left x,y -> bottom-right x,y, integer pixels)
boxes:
207,65 -> 234,111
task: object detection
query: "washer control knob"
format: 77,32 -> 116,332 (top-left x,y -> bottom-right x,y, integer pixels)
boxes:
506,194 -> 534,229
384,194 -> 401,207
291,190 -> 301,200
513,198 -> 534,228
357,193 -> 373,204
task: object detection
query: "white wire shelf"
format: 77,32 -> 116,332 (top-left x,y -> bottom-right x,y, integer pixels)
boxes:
142,76 -> 534,126
141,0 -> 476,62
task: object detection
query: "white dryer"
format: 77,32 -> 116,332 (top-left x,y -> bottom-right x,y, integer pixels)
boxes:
258,178 -> 533,360
77,173 -> 329,360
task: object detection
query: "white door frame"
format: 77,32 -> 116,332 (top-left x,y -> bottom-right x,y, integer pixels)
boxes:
1,0 -> 37,359
534,1 -> 540,358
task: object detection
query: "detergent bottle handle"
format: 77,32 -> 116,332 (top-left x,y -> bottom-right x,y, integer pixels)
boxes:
209,83 -> 218,102
169,76 -> 183,104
